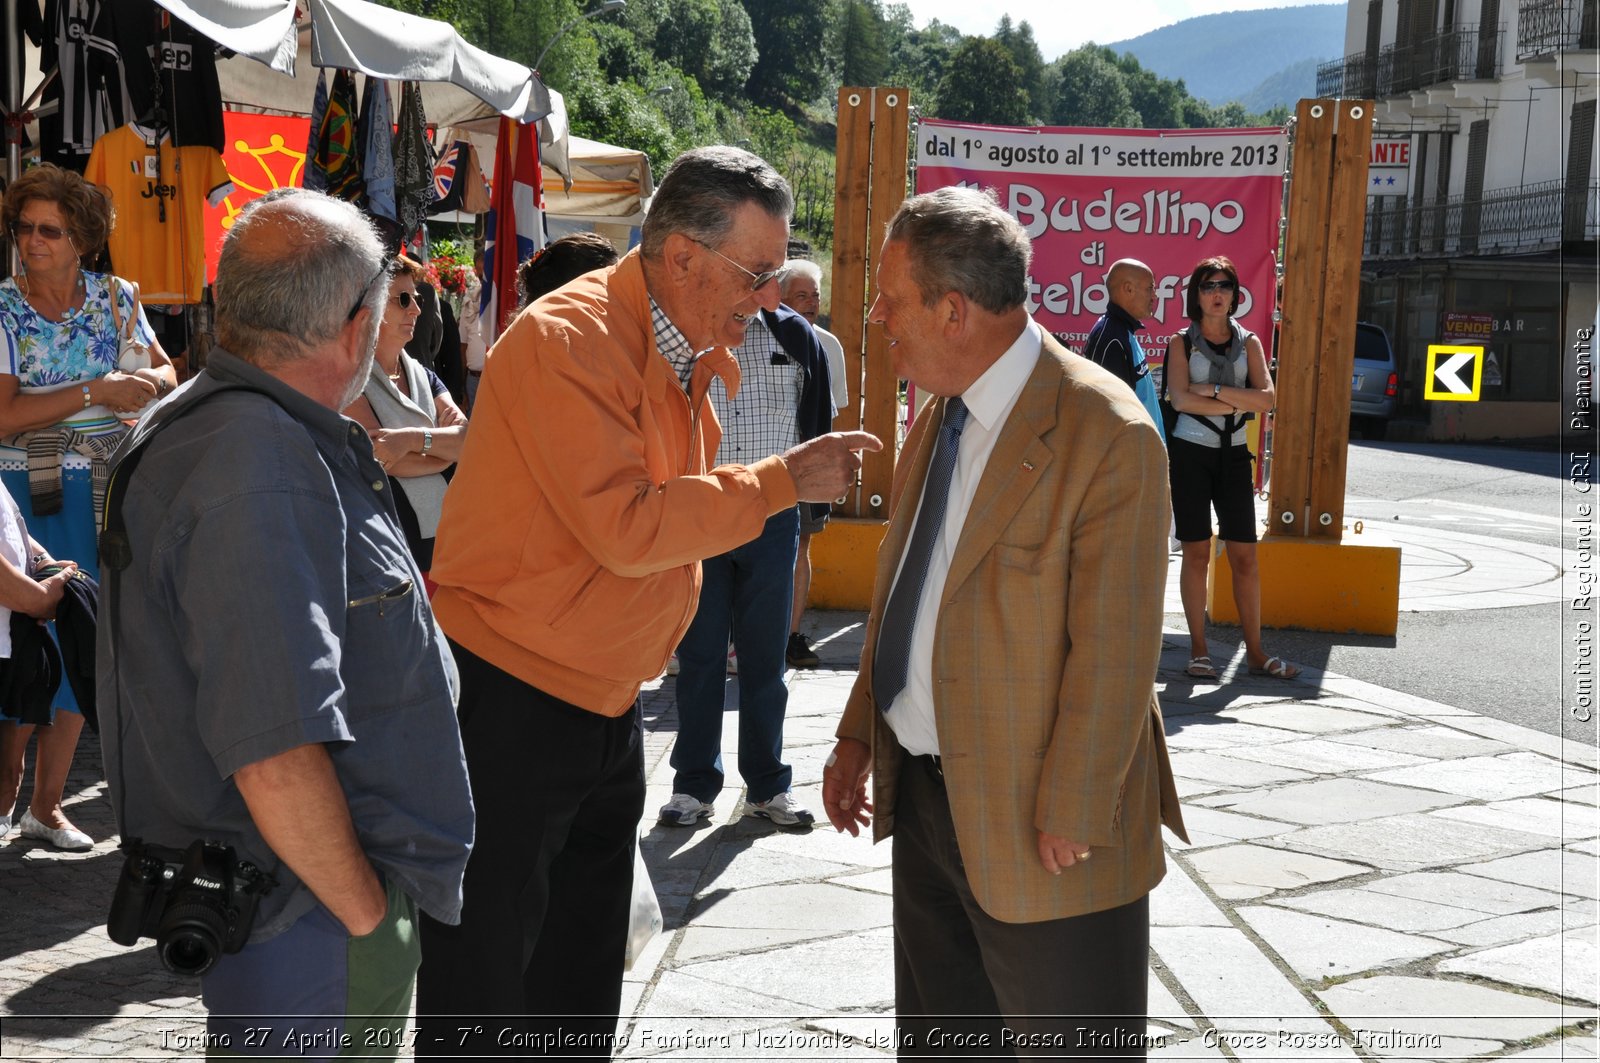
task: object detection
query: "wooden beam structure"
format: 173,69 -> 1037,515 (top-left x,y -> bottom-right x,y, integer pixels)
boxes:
829,86 -> 909,520
1269,97 -> 1374,539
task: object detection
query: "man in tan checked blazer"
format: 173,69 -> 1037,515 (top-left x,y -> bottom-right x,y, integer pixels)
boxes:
824,187 -> 1187,1058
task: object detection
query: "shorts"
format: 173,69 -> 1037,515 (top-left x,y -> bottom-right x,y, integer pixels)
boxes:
799,503 -> 830,537
1168,437 -> 1258,544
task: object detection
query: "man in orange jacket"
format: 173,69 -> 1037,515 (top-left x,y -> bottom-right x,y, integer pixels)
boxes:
416,146 -> 880,1057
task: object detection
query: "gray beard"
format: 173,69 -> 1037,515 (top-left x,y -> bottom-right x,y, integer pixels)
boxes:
338,326 -> 380,409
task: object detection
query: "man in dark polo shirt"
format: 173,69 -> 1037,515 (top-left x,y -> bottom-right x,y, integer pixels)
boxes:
99,189 -> 474,1055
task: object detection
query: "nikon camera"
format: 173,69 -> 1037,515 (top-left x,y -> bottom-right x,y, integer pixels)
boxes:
106,838 -> 276,976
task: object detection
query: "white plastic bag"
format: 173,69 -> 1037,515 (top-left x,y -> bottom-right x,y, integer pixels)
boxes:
624,843 -> 663,970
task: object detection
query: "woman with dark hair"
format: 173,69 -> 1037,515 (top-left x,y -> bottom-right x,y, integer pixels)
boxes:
516,231 -> 620,309
1164,255 -> 1300,681
343,255 -> 468,584
0,163 -> 175,851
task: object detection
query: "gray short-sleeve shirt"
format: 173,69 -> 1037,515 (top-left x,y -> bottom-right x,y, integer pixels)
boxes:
98,350 -> 474,940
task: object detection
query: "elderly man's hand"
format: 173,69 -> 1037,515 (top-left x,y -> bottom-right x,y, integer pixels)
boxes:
782,431 -> 882,503
822,738 -> 873,835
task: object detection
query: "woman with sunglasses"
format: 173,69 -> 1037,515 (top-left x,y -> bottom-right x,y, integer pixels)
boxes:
343,255 -> 467,586
0,164 -> 177,851
1165,255 -> 1300,682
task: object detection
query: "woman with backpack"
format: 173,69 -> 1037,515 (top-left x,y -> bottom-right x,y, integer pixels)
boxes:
1164,255 -> 1301,682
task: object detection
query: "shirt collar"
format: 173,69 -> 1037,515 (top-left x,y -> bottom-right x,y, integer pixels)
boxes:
1107,301 -> 1144,330
650,295 -> 699,392
959,318 -> 1042,433
202,348 -> 355,454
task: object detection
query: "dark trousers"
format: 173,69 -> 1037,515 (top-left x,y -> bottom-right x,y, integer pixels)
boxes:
416,642 -> 644,1058
892,751 -> 1151,1060
671,507 -> 799,804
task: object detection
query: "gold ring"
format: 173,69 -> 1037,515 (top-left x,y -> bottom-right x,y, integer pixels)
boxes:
1075,850 -> 1091,859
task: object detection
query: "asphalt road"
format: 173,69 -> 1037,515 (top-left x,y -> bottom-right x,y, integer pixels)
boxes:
1171,440 -> 1588,743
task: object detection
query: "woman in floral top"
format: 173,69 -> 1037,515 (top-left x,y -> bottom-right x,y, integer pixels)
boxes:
0,164 -> 176,852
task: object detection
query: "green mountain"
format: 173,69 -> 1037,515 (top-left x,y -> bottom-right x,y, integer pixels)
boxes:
1104,3 -> 1347,109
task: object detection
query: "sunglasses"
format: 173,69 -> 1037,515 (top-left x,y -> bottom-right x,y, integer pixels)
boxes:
390,291 -> 417,310
692,238 -> 780,292
345,260 -> 392,322
1199,279 -> 1237,293
11,221 -> 70,241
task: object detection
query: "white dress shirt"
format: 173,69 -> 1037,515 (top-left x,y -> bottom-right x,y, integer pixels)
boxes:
882,318 -> 1044,756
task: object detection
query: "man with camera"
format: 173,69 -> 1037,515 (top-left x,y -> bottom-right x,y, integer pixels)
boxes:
99,189 -> 474,1056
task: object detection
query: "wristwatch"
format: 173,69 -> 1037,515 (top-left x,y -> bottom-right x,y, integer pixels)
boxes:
422,430 -> 433,455
1212,383 -> 1222,399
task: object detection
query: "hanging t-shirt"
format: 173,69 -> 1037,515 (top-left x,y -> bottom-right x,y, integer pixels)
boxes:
84,123 -> 233,304
39,0 -> 132,170
107,1 -> 226,153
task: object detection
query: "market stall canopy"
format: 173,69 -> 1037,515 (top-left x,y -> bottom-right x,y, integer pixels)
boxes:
544,134 -> 653,224
153,0 -> 552,127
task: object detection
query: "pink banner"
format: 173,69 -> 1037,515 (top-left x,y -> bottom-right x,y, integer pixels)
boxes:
915,119 -> 1287,366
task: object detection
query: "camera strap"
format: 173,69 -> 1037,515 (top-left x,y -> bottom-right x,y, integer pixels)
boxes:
101,378 -> 291,846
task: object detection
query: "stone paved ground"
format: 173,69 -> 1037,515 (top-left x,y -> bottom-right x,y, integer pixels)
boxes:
3,611 -> 1597,1061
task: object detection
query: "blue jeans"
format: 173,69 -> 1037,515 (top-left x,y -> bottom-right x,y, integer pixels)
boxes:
671,507 -> 799,804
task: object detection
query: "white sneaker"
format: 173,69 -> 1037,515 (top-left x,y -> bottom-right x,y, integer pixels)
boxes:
664,654 -> 680,677
658,793 -> 713,827
0,811 -> 11,840
746,790 -> 814,827
19,808 -> 92,851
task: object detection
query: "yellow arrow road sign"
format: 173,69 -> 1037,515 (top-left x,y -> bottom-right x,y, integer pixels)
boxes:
1425,344 -> 1484,401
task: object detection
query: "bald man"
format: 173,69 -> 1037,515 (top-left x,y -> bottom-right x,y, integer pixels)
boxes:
1083,258 -> 1165,440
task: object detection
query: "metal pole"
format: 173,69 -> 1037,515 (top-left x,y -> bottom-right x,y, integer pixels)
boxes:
6,0 -> 19,279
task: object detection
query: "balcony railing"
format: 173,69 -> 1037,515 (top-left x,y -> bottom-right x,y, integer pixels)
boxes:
1518,0 -> 1599,60
1316,51 -> 1377,97
1363,179 -> 1599,258
1378,27 -> 1503,95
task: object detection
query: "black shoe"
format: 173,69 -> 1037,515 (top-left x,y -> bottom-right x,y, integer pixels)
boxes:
786,631 -> 820,669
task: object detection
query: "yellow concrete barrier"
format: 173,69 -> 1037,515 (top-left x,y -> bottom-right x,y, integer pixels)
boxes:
808,516 -> 888,610
1206,532 -> 1401,636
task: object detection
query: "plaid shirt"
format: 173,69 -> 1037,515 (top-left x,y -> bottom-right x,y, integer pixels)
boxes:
651,297 -> 699,394
708,313 -> 802,464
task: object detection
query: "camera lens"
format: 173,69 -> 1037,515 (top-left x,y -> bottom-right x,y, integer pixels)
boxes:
156,902 -> 226,976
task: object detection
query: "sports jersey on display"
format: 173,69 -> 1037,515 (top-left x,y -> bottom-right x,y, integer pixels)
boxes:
85,123 -> 233,304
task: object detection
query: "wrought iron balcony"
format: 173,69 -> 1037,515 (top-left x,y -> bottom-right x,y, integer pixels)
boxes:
1363,179 -> 1599,258
1316,51 -> 1377,97
1518,0 -> 1599,61
1377,27 -> 1503,95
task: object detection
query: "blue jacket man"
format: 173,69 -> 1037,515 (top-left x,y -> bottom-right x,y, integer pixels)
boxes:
1083,258 -> 1165,441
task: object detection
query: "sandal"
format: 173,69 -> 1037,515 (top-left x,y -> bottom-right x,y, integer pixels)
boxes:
1248,656 -> 1302,680
1186,655 -> 1218,679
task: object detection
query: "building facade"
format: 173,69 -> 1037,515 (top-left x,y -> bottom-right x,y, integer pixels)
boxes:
1319,0 -> 1597,439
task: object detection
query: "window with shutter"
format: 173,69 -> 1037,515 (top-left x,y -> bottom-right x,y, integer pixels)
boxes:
1565,99 -> 1596,241
1475,0 -> 1499,78
1460,120 -> 1489,251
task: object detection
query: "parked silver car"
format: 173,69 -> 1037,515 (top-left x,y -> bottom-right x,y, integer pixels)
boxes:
1351,322 -> 1399,440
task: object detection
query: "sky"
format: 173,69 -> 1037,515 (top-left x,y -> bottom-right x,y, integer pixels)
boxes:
896,0 -> 1342,61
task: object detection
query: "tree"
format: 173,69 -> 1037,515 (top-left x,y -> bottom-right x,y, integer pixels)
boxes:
1051,48 -> 1140,127
993,17 -> 1048,124
881,10 -> 960,113
834,0 -> 890,88
741,0 -> 836,108
935,37 -> 1029,126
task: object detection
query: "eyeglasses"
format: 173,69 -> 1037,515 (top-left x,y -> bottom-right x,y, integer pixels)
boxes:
11,222 -> 69,242
346,260 -> 391,322
1199,279 -> 1237,293
391,291 -> 416,310
692,238 -> 780,291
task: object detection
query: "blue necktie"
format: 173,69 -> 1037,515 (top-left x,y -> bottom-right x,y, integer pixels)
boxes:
873,396 -> 968,712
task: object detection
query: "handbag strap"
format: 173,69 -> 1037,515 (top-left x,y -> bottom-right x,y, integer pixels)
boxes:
107,277 -> 141,343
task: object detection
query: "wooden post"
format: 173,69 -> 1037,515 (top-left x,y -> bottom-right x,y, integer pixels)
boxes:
829,87 -> 909,520
1269,98 -> 1374,540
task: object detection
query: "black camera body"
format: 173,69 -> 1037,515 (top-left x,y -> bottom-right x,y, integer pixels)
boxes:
107,838 -> 276,976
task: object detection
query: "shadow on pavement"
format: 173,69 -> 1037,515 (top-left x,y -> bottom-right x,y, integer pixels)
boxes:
6,945 -> 195,1031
